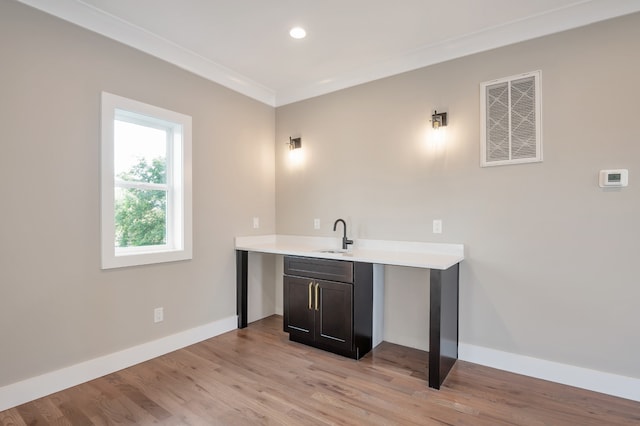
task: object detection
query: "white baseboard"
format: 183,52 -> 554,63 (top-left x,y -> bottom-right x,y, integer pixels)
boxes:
4,325 -> 637,411
459,343 -> 640,402
0,315 -> 237,412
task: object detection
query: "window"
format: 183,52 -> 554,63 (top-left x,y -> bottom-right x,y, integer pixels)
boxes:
480,70 -> 542,167
101,92 -> 192,269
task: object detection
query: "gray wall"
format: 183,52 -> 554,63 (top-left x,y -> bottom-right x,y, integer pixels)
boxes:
275,13 -> 640,378
2,0 -> 639,390
0,1 -> 275,387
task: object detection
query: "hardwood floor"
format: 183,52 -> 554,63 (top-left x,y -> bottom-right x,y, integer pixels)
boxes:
2,315 -> 639,425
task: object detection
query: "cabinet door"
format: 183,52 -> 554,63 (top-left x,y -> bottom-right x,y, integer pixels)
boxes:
315,279 -> 353,352
283,276 -> 315,341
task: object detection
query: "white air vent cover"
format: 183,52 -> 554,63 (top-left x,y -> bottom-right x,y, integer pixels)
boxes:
480,70 -> 542,167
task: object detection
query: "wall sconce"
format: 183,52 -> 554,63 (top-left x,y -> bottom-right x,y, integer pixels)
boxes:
431,111 -> 448,129
287,137 -> 302,150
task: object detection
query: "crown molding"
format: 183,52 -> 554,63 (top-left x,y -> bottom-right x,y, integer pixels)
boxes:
16,0 -> 276,106
275,0 -> 640,105
16,0 -> 640,107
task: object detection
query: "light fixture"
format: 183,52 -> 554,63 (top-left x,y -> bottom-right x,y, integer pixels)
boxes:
431,110 -> 448,129
287,136 -> 302,150
289,27 -> 306,39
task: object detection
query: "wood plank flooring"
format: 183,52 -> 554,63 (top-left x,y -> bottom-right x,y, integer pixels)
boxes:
2,315 -> 639,425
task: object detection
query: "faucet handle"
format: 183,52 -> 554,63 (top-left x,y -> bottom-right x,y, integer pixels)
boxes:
343,237 -> 354,250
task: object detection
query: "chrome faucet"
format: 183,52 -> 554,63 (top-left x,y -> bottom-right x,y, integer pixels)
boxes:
333,218 -> 354,250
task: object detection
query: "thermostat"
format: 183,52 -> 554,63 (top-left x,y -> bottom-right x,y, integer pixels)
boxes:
599,169 -> 628,187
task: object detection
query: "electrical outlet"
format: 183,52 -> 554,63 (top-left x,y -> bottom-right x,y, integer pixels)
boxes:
314,218 -> 320,230
252,217 -> 259,229
154,307 -> 164,323
433,219 -> 442,234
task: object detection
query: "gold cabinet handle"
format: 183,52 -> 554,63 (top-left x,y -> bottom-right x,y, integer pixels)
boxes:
308,282 -> 313,310
315,282 -> 319,311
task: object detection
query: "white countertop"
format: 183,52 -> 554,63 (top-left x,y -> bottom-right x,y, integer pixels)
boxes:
235,235 -> 464,270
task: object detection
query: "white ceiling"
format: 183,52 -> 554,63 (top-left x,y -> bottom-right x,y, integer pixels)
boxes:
17,0 -> 640,106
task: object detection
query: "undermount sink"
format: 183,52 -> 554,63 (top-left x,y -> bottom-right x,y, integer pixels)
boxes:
315,249 -> 347,254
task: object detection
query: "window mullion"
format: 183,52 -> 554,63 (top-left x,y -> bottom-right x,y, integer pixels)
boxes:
115,180 -> 167,191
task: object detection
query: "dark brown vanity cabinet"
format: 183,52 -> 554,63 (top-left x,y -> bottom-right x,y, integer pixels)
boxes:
283,256 -> 373,359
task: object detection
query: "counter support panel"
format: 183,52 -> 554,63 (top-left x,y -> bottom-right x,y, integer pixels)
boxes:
428,263 -> 459,389
236,250 -> 248,329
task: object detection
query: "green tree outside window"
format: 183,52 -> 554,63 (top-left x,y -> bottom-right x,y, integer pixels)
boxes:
115,157 -> 167,247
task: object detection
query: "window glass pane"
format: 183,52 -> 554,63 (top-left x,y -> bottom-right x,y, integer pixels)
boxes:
114,120 -> 167,184
115,187 -> 167,248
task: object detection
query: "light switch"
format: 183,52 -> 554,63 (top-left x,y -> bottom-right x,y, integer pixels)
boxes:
253,217 -> 259,229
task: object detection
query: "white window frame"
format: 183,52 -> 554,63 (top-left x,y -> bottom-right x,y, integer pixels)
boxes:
480,70 -> 542,167
101,92 -> 192,269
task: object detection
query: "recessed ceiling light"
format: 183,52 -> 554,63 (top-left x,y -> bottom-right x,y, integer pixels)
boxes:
289,27 -> 306,39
